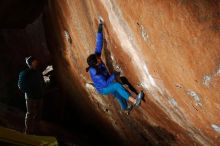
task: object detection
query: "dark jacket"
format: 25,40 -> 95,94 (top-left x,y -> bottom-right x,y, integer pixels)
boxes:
18,68 -> 45,99
89,32 -> 115,93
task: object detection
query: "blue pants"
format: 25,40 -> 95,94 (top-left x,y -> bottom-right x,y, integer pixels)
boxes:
100,82 -> 130,110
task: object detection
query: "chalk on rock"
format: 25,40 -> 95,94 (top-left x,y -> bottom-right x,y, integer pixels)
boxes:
211,124 -> 220,133
98,16 -> 104,25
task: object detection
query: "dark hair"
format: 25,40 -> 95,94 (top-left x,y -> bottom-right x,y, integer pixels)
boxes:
86,54 -> 97,72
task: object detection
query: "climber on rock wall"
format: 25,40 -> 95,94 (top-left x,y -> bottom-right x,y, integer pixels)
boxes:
86,18 -> 143,113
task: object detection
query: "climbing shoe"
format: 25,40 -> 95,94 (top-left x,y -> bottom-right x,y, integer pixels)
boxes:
126,104 -> 133,112
135,91 -> 144,106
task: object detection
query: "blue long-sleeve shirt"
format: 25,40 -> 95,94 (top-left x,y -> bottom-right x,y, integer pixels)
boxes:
95,32 -> 103,56
89,32 -> 115,93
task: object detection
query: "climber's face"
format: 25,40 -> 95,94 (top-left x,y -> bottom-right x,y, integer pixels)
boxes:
96,56 -> 102,65
97,57 -> 102,65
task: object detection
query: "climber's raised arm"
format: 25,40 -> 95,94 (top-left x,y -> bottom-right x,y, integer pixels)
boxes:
95,22 -> 103,57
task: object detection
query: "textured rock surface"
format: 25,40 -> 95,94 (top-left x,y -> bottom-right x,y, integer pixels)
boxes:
44,0 -> 220,145
43,0 -> 220,146
1,0 -> 219,145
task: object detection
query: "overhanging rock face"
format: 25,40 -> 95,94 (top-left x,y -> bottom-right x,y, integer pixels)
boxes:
44,0 -> 220,145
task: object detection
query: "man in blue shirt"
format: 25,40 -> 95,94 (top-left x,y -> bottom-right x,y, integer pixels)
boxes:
86,19 -> 143,112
